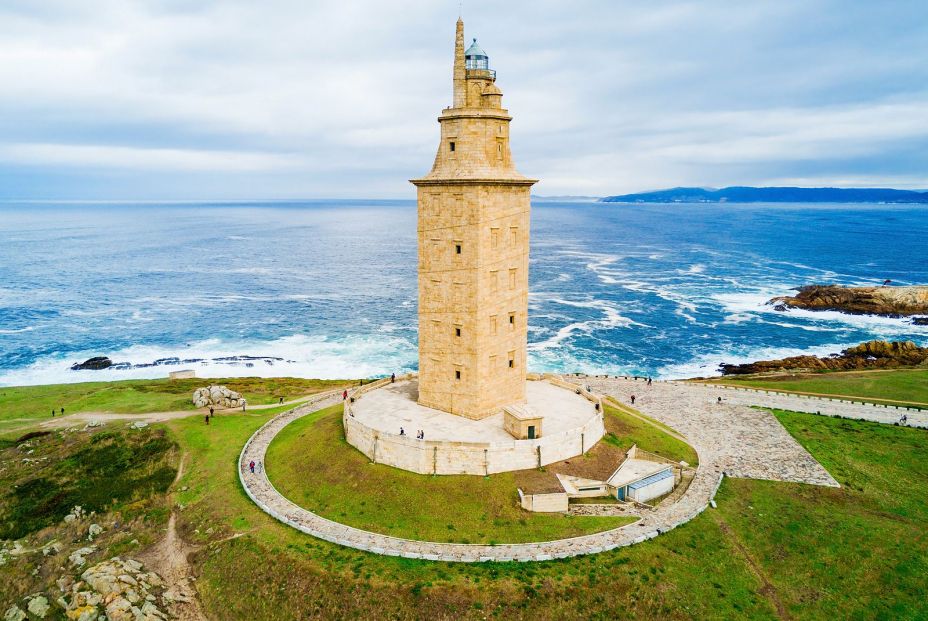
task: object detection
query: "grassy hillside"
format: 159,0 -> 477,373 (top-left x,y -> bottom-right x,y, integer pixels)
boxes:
701,368 -> 928,406
2,375 -> 927,619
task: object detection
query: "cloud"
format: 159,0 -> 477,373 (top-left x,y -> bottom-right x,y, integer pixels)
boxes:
0,0 -> 926,198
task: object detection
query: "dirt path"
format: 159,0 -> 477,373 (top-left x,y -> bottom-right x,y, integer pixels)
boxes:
138,453 -> 207,621
713,515 -> 792,620
22,393 -> 320,433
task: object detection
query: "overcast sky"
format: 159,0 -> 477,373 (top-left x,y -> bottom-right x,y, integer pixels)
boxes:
1,0 -> 926,200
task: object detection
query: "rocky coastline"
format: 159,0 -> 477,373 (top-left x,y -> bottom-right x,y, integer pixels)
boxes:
719,340 -> 928,375
768,284 -> 928,319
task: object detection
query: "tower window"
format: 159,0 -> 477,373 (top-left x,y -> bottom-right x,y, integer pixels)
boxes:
450,141 -> 456,152
455,244 -> 462,255
508,351 -> 515,368
455,370 -> 461,380
509,312 -> 515,327
491,227 -> 499,249
455,327 -> 461,337
509,268 -> 517,289
490,315 -> 498,335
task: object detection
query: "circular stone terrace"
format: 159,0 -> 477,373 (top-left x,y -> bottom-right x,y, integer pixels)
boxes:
237,374 -> 895,561
344,377 -> 604,475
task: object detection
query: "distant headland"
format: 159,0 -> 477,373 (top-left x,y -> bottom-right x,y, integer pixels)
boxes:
601,186 -> 928,204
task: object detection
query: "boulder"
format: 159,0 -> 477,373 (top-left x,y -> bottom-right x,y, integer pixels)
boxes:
192,385 -> 243,409
26,595 -> 49,619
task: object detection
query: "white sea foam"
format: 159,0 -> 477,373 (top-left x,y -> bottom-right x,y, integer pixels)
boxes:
529,297 -> 645,353
0,333 -> 418,387
711,290 -> 928,336
0,326 -> 36,334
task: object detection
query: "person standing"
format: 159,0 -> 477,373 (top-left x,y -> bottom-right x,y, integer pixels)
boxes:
391,373 -> 396,383
51,408 -> 55,417
242,399 -> 247,413
60,407 -> 65,416
209,406 -> 214,418
249,460 -> 255,473
343,389 -> 348,401
205,413 -> 210,425
630,395 -> 636,405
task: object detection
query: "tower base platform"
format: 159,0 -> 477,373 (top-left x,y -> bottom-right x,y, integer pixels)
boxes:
344,378 -> 605,475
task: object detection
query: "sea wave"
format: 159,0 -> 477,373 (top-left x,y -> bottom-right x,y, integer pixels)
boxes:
0,333 -> 418,387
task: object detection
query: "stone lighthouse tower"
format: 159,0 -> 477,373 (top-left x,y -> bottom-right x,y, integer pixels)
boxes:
411,18 -> 537,420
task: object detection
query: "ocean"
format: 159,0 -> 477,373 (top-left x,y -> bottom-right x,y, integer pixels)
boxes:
1,200 -> 926,387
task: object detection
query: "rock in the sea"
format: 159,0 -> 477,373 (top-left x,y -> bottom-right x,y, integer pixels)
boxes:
192,385 -> 242,409
720,339 -> 928,375
912,316 -> 928,326
768,284 -> 928,316
70,357 -> 114,371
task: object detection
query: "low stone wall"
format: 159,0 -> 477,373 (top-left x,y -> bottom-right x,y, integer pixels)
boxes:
343,399 -> 606,476
240,383 -> 737,562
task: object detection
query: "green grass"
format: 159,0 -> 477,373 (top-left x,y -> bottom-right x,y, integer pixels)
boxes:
602,403 -> 698,466
0,376 -> 350,434
711,411 -> 928,620
180,399 -> 927,619
264,404 -> 632,543
0,427 -> 178,540
702,368 -> 928,407
5,373 -> 927,619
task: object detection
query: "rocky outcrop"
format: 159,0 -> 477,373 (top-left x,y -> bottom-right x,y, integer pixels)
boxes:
769,285 -> 928,316
60,557 -> 171,620
192,385 -> 243,409
70,357 -> 114,371
720,340 -> 928,375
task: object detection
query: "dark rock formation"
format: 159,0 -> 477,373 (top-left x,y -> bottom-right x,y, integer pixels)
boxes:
912,317 -> 928,326
70,356 -> 114,371
768,285 -> 928,316
719,340 -> 928,375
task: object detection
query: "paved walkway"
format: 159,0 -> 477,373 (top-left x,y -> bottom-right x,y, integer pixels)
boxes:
239,375 -> 907,561
240,386 -> 727,562
674,381 -> 928,428
583,378 -> 840,486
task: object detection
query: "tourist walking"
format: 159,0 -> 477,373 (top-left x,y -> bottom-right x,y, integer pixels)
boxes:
242,399 -> 247,413
209,406 -> 214,418
60,407 -> 65,416
630,395 -> 636,405
343,389 -> 348,401
400,427 -> 405,436
205,413 -> 210,425
391,373 -> 396,383
51,408 -> 55,417
279,396 -> 284,404
249,460 -> 255,473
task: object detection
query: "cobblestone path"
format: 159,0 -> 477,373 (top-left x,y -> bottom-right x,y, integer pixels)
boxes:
583,378 -> 840,487
239,376 -> 863,561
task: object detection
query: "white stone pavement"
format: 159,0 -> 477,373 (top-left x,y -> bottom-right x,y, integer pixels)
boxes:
240,375 -> 906,561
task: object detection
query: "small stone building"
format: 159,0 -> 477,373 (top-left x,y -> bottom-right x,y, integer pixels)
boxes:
503,404 -> 543,439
